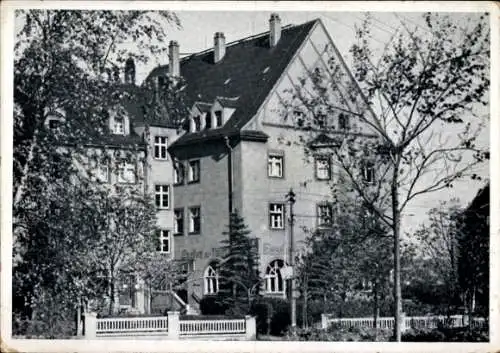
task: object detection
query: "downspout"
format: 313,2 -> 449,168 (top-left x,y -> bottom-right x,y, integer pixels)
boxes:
224,136 -> 233,215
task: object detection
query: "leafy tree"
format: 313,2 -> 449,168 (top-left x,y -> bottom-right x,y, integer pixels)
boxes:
217,211 -> 261,315
457,184 -> 489,318
413,200 -> 463,311
296,198 -> 391,327
13,9 -> 183,334
281,12 -> 489,340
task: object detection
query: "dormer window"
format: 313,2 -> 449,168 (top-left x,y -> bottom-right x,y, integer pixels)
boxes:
204,112 -> 212,130
114,116 -> 125,135
48,119 -> 60,129
214,111 -> 223,128
193,116 -> 201,132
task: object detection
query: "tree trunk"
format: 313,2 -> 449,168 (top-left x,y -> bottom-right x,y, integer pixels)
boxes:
303,282 -> 308,329
373,283 -> 379,329
391,174 -> 402,342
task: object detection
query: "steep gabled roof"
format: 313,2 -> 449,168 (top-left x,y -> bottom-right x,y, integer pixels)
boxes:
146,19 -> 318,148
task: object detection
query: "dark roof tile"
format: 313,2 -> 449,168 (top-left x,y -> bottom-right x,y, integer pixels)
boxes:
147,20 -> 319,148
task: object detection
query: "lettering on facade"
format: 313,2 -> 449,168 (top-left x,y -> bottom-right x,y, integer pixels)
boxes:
181,247 -> 226,260
262,242 -> 283,257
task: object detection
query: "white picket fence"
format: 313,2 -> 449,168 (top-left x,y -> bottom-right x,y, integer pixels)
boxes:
321,314 -> 487,331
84,311 -> 256,340
96,316 -> 168,336
179,318 -> 246,337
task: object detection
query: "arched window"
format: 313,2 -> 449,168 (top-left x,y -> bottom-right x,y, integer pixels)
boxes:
204,262 -> 219,295
265,259 -> 285,293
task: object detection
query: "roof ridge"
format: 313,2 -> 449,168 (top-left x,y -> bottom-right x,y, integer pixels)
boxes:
180,19 -> 319,63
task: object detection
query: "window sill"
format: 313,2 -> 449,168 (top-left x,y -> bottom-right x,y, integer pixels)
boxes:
174,182 -> 184,187
156,207 -> 170,211
269,227 -> 285,231
187,180 -> 200,185
157,251 -> 171,254
315,177 -> 331,181
174,233 -> 184,237
153,157 -> 169,161
188,232 -> 200,236
268,175 -> 284,179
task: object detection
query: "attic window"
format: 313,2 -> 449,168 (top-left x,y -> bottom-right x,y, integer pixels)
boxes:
193,116 -> 201,132
48,119 -> 61,130
204,112 -> 212,130
214,111 -> 223,128
262,67 -> 270,74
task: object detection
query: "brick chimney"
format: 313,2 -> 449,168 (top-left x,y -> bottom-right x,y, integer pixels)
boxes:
269,13 -> 281,47
168,40 -> 180,77
214,32 -> 226,63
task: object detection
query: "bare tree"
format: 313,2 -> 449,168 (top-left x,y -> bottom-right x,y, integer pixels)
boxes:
281,13 -> 489,340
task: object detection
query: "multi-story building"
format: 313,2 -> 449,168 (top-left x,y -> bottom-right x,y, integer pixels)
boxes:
143,14 -> 373,310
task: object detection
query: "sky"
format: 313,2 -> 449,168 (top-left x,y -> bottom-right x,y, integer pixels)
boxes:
129,10 -> 489,235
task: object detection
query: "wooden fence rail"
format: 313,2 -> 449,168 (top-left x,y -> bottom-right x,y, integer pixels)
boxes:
321,314 -> 486,331
83,312 -> 256,340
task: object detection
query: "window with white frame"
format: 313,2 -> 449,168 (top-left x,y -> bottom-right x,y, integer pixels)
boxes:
188,160 -> 200,183
317,203 -> 334,227
156,230 -> 171,253
315,156 -> 331,180
214,111 -> 223,127
117,162 -> 136,183
268,153 -> 284,178
193,116 -> 201,132
269,203 -> 285,229
154,136 -> 168,159
204,263 -> 219,295
113,116 -> 125,135
189,207 -> 201,234
362,162 -> 375,184
90,158 -> 109,183
265,259 -> 285,293
174,208 -> 184,236
204,112 -> 212,130
174,161 -> 185,185
155,185 -> 170,209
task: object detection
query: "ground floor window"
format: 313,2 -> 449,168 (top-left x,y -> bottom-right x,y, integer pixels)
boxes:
265,259 -> 285,293
204,262 -> 219,295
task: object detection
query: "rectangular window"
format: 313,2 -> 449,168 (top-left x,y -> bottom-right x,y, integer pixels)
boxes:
268,154 -> 284,178
188,160 -> 200,183
117,162 -> 136,183
269,203 -> 285,229
155,185 -> 170,209
315,156 -> 331,180
90,159 -> 109,183
362,163 -> 375,184
294,110 -> 305,127
189,207 -> 201,234
174,209 -> 184,236
193,116 -> 201,132
114,117 -> 125,135
204,112 -> 212,129
174,161 -> 185,185
315,113 -> 327,128
214,111 -> 223,127
317,204 -> 334,227
154,136 -> 168,160
338,113 -> 349,130
156,230 -> 171,253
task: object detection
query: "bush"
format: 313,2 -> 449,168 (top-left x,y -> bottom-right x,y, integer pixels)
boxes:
284,325 -> 392,341
402,326 -> 489,342
251,297 -> 293,336
199,295 -> 228,315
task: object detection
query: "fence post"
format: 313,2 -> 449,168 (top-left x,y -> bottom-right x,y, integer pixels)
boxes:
401,312 -> 408,333
245,315 -> 256,340
321,314 -> 328,329
83,312 -> 97,339
167,311 -> 180,339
